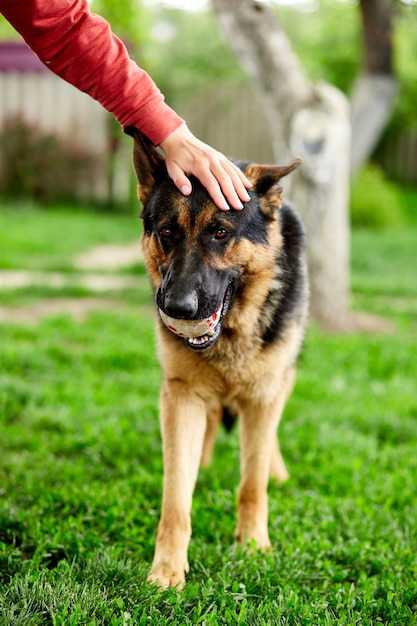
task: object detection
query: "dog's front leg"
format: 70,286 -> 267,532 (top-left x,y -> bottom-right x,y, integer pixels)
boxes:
148,379 -> 206,589
235,392 -> 287,549
200,404 -> 222,467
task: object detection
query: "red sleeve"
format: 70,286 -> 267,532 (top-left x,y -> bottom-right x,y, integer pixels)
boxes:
0,0 -> 184,145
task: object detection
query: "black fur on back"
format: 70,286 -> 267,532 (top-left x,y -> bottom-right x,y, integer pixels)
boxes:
261,200 -> 307,347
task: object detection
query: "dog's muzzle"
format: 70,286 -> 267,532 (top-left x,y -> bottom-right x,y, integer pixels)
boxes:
158,283 -> 233,351
158,307 -> 221,345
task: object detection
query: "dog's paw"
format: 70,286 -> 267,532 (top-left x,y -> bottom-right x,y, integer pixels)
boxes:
147,560 -> 188,590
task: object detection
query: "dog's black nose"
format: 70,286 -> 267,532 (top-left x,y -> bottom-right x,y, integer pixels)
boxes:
162,291 -> 199,319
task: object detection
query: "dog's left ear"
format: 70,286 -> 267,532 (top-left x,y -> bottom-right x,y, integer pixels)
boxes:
243,158 -> 302,217
125,127 -> 167,204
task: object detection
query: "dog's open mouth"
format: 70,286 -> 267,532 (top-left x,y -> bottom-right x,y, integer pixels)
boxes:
158,285 -> 232,351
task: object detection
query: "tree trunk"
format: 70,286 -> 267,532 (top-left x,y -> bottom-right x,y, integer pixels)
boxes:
213,0 -> 352,329
288,83 -> 351,327
350,0 -> 398,173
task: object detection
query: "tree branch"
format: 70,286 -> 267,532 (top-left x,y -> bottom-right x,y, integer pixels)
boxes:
212,0 -> 314,134
360,0 -> 395,75
351,0 -> 398,172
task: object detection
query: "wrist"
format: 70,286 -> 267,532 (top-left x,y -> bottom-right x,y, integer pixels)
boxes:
159,122 -> 190,149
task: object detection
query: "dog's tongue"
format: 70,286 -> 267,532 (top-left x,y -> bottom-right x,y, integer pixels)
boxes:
158,308 -> 221,339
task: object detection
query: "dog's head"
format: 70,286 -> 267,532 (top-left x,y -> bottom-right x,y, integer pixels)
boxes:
128,128 -> 301,351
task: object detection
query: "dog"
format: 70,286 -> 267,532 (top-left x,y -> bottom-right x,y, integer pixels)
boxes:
127,128 -> 309,589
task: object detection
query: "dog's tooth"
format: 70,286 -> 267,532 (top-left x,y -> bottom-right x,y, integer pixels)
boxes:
187,334 -> 211,346
207,330 -> 214,337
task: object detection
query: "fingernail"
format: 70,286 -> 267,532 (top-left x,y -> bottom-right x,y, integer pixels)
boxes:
181,185 -> 191,195
222,201 -> 230,211
243,191 -> 251,201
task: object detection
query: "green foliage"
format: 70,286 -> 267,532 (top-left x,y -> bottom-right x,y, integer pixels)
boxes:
273,0 -> 362,94
90,0 -> 151,49
144,8 -> 246,110
0,203 -> 416,623
402,186 -> 417,225
0,13 -> 18,39
350,164 -> 406,229
0,117 -> 99,204
390,2 -> 417,134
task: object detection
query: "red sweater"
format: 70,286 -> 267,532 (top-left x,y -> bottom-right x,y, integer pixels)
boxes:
0,0 -> 184,145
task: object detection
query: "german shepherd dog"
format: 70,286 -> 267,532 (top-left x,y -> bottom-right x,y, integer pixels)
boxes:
128,129 -> 309,588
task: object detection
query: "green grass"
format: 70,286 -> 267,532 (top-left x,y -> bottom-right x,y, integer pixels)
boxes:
0,202 -> 141,271
0,202 -> 417,624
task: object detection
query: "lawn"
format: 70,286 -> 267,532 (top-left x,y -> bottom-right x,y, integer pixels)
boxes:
0,200 -> 416,625
0,202 -> 141,271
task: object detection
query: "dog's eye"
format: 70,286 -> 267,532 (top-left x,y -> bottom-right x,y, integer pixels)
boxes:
215,228 -> 229,240
160,227 -> 172,239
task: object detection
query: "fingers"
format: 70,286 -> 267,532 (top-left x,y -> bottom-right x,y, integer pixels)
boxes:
209,158 -> 252,211
169,155 -> 251,211
166,161 -> 192,197
160,125 -> 252,210
194,162 -> 234,212
168,160 -> 232,211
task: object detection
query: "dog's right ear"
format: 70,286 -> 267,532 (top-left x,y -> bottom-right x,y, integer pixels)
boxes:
125,127 -> 167,204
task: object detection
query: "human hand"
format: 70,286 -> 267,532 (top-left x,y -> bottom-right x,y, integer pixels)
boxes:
159,123 -> 252,211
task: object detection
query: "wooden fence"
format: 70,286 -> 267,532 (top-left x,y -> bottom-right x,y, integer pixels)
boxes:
179,84 -> 275,165
0,70 -> 115,199
376,133 -> 417,185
